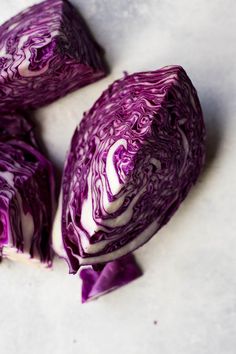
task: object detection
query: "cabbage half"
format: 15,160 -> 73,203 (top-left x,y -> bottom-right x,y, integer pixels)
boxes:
0,0 -> 107,111
53,65 -> 206,273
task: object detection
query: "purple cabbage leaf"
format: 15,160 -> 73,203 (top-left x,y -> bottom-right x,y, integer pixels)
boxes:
80,254 -> 142,303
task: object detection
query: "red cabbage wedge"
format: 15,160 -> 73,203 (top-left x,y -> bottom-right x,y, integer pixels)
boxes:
0,118 -> 55,265
53,65 -> 206,273
0,0 -> 107,111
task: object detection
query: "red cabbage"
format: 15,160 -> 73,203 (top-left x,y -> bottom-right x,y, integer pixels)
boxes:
80,254 -> 142,303
53,65 -> 206,273
0,139 -> 55,265
0,0 -> 107,111
0,112 -> 37,147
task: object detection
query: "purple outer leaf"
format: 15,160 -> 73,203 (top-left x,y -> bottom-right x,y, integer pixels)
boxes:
0,140 -> 55,265
80,254 -> 142,303
54,65 -> 206,273
0,0 -> 107,111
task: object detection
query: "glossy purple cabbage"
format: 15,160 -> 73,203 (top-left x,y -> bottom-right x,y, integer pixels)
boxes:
53,65 -> 206,273
0,0 -> 107,111
0,112 -> 37,146
80,254 -> 142,303
0,140 -> 55,265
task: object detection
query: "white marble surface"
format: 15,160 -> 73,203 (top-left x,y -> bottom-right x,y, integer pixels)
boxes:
0,1 -> 236,353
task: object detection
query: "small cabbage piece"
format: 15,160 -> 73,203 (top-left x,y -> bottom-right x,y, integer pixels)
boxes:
0,112 -> 37,146
80,254 -> 142,303
53,65 -> 206,273
0,0 -> 107,111
0,140 -> 55,265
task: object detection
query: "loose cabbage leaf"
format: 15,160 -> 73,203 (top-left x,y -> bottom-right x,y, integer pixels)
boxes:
0,0 -> 107,111
0,140 -> 55,265
53,65 -> 206,273
80,254 -> 142,303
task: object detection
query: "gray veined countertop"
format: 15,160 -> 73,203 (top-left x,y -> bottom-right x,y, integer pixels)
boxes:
0,1 -> 236,354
